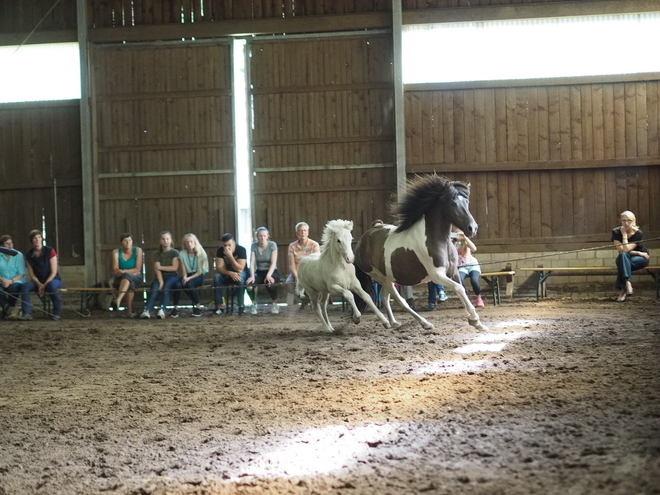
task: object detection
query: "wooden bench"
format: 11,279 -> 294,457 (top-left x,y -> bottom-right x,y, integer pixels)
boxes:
479,270 -> 515,305
520,266 -> 660,300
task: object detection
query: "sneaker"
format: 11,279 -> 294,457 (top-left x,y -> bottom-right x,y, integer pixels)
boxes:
437,290 -> 448,302
128,312 -> 139,319
475,297 -> 485,308
51,315 -> 61,321
422,304 -> 436,312
170,308 -> 179,318
156,309 -> 165,319
140,310 -> 150,319
271,304 -> 280,315
192,307 -> 202,317
250,304 -> 258,315
214,308 -> 223,315
238,307 -> 245,316
20,313 -> 33,321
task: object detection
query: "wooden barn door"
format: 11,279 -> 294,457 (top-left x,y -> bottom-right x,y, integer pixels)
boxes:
92,42 -> 234,281
249,33 -> 396,274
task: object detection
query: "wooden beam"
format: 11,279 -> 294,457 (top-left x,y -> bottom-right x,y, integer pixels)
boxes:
411,157 -> 660,173
406,73 -> 660,92
0,30 -> 77,46
403,0 -> 660,25
88,12 -> 392,43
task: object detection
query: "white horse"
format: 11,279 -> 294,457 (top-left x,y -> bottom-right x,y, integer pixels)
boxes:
296,219 -> 391,333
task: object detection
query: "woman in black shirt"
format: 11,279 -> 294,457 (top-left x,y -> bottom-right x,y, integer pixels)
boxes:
611,210 -> 650,302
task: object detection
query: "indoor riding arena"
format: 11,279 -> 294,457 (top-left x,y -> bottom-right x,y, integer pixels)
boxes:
1,2 -> 659,495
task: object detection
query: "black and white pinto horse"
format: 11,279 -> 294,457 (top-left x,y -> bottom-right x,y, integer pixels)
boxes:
296,219 -> 391,333
355,175 -> 488,331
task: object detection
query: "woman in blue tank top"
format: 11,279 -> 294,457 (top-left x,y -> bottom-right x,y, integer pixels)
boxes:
111,233 -> 143,317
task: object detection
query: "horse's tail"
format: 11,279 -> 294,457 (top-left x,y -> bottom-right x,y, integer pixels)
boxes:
353,265 -> 374,313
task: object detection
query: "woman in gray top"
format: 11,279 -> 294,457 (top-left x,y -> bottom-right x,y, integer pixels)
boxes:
246,227 -> 281,314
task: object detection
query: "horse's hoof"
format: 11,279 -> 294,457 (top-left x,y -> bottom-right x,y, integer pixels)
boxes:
352,317 -> 361,325
382,322 -> 392,329
469,319 -> 488,332
422,322 -> 434,330
391,321 -> 402,329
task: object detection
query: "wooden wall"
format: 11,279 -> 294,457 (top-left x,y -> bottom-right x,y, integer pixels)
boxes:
405,81 -> 660,250
250,34 -> 397,271
0,101 -> 84,264
0,0 -> 77,33
88,0 -> 392,27
92,42 -> 234,280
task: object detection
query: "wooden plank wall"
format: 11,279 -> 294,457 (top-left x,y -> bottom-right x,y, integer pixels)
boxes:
405,81 -> 660,251
250,34 -> 396,273
0,101 -> 84,264
87,0 -> 392,27
0,0 -> 77,33
402,0 -> 570,8
92,42 -> 234,280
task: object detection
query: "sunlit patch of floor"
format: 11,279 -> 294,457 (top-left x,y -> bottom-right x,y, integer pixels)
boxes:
487,319 -> 551,330
453,342 -> 508,354
224,422 -> 400,480
412,359 -> 492,374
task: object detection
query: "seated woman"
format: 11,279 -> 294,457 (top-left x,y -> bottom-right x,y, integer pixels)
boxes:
179,233 -> 209,317
246,227 -> 281,315
20,230 -> 63,320
454,229 -> 485,308
0,235 -> 26,319
141,231 -> 181,319
612,210 -> 650,302
111,233 -> 144,317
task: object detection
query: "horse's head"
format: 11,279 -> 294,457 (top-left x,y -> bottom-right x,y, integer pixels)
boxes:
392,174 -> 478,237
443,181 -> 478,237
322,219 -> 355,264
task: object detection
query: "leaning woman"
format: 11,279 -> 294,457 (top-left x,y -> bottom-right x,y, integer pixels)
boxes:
111,233 -> 144,317
179,233 -> 209,317
20,230 -> 63,320
141,231 -> 181,319
246,226 -> 281,315
611,210 -> 650,302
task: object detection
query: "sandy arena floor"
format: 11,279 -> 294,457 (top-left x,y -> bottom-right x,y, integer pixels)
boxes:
1,296 -> 659,495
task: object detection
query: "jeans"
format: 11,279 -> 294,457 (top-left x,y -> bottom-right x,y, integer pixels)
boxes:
182,273 -> 205,305
615,252 -> 649,289
247,269 -> 280,301
144,276 -> 181,311
214,271 -> 249,308
21,279 -> 63,316
427,282 -> 446,304
460,270 -> 481,296
0,282 -> 23,308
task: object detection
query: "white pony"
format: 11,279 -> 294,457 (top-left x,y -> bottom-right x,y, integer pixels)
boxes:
296,219 -> 391,333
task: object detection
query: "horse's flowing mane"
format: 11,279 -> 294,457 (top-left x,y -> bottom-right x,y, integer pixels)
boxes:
391,174 -> 470,233
319,219 -> 353,254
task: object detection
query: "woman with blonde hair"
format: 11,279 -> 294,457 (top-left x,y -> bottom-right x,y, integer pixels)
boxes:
179,233 -> 209,316
611,210 -> 650,302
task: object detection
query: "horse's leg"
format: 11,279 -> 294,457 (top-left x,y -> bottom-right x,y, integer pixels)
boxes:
434,273 -> 488,332
387,283 -> 433,330
319,291 -> 335,332
331,285 -> 362,324
348,282 -> 391,329
308,288 -> 333,332
378,283 -> 402,329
